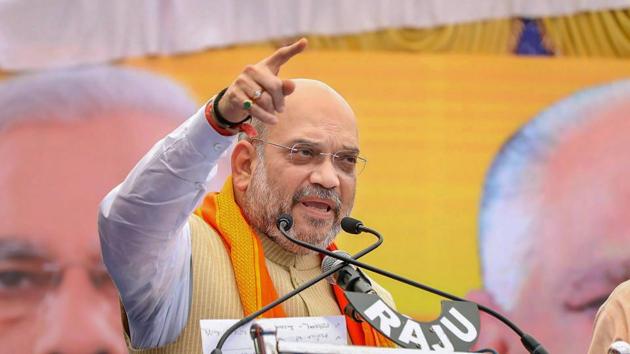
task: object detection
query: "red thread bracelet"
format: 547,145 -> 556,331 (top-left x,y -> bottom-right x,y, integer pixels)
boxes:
204,98 -> 257,138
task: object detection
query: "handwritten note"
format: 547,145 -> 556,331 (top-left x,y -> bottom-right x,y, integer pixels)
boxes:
200,316 -> 347,354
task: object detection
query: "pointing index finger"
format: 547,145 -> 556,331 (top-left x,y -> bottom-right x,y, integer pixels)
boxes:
263,38 -> 308,75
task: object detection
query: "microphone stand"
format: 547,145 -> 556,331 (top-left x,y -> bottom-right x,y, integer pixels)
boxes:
278,219 -> 549,354
211,218 -> 382,354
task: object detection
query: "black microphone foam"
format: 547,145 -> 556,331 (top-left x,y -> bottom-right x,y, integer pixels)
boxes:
276,214 -> 293,231
341,217 -> 363,234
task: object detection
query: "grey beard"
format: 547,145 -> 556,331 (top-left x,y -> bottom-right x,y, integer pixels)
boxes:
242,159 -> 348,254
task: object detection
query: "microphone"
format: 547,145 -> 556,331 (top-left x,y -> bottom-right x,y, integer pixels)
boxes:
211,214 -> 383,354
277,214 -> 293,232
276,214 -> 383,258
340,217 -> 363,234
321,250 -> 375,323
278,215 -> 549,354
321,250 -> 373,294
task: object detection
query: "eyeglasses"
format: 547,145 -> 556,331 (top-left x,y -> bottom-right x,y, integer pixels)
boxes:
0,261 -> 117,320
250,138 -> 367,176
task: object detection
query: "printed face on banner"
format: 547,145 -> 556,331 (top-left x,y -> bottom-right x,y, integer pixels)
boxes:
470,89 -> 630,354
0,114 -> 178,353
515,103 -> 630,353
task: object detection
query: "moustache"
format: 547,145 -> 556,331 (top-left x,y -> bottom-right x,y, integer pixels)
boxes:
292,185 -> 342,216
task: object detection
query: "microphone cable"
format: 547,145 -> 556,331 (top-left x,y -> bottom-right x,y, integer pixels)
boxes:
277,214 -> 548,354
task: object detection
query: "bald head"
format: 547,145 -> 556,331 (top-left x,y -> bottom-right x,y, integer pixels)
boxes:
289,78 -> 354,114
245,79 -> 356,141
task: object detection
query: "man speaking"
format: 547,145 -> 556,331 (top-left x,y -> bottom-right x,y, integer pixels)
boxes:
99,39 -> 394,353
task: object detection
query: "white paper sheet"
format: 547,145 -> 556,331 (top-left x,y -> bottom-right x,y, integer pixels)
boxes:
200,316 -> 347,354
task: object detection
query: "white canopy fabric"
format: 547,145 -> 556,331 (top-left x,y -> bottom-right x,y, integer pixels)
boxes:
1,0 -> 629,71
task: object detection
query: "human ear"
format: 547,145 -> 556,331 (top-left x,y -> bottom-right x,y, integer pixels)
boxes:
231,141 -> 257,192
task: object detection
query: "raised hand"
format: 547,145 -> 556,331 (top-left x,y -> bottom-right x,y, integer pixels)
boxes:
217,38 -> 308,125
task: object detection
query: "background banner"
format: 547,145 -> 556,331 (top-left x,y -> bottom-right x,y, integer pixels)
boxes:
2,43 -> 630,353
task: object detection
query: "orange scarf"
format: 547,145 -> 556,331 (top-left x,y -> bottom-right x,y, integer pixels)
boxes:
194,176 -> 393,347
